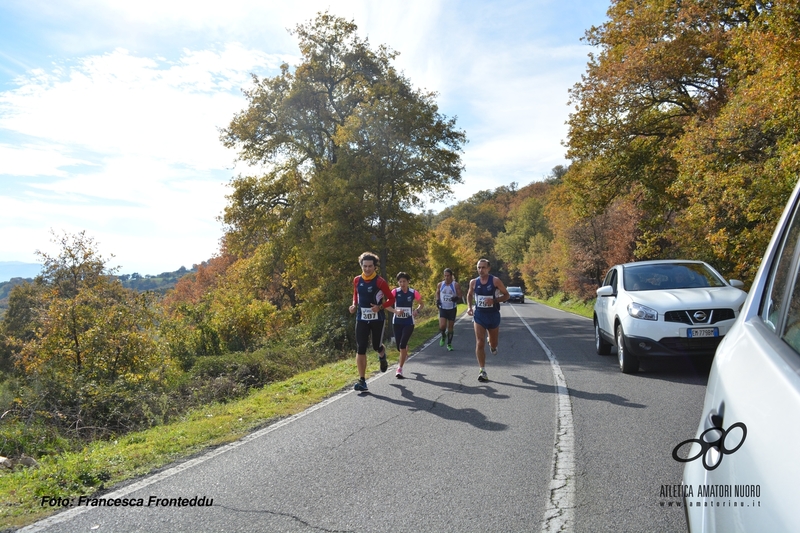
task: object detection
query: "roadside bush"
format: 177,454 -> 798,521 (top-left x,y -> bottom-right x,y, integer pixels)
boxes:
0,419 -> 73,459
4,374 -> 176,441
177,346 -> 316,406
292,302 -> 354,355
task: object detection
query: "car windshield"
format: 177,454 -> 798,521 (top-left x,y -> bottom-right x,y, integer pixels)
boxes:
508,287 -> 523,293
623,263 -> 726,291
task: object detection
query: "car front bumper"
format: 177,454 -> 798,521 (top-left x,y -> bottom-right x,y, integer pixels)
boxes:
621,332 -> 724,358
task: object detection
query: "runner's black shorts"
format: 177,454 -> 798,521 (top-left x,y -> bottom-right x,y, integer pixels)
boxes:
393,324 -> 415,350
438,307 -> 457,321
355,320 -> 385,355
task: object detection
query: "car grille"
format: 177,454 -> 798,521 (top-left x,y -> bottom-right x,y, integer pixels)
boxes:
660,336 -> 724,354
664,309 -> 736,325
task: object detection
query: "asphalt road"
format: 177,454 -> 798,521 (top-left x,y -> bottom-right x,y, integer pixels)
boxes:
22,302 -> 708,533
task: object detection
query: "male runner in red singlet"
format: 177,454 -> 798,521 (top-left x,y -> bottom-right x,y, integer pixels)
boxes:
349,252 -> 395,392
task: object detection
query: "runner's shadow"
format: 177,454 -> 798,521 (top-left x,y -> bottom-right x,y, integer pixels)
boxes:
511,375 -> 646,408
368,384 -> 508,432
410,372 -> 511,400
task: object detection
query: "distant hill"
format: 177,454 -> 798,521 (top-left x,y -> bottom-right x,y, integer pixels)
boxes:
0,261 -> 41,283
117,266 -> 197,293
0,266 -> 198,319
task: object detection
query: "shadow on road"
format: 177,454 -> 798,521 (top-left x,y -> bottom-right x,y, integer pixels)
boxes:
366,381 -> 509,432
504,374 -> 647,409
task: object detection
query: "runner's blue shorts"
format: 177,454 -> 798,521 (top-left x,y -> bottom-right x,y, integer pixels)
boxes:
473,310 -> 501,330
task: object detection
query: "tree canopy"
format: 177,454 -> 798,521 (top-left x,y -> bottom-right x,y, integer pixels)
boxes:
220,12 -> 465,306
560,0 -> 799,283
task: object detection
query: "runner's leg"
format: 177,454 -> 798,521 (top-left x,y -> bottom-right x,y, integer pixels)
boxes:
473,320 -> 487,369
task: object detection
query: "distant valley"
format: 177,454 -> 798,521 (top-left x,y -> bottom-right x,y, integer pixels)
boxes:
0,262 -> 198,318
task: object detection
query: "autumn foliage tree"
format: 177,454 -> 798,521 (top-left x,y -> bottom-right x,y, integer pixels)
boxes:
220,12 -> 464,319
671,1 -> 800,281
4,232 -> 173,435
559,0 -> 798,289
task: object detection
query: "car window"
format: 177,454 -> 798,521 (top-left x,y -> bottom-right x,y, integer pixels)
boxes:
623,263 -> 725,291
602,270 -> 614,288
760,196 -> 800,358
760,201 -> 800,331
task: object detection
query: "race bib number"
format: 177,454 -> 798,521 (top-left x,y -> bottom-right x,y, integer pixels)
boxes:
360,307 -> 379,321
476,295 -> 493,308
442,295 -> 452,303
396,307 -> 412,319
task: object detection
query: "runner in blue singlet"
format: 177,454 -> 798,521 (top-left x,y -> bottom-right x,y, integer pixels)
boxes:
466,258 -> 510,382
390,272 -> 424,379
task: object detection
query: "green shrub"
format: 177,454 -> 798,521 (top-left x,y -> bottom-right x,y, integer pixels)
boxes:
0,419 -> 73,458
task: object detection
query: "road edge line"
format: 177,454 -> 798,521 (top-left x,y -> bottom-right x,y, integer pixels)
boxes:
512,305 -> 576,533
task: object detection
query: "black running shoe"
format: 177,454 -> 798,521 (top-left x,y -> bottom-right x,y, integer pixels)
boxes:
379,354 -> 388,372
354,378 -> 368,392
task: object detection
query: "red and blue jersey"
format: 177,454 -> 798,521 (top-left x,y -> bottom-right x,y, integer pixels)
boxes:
353,275 -> 395,321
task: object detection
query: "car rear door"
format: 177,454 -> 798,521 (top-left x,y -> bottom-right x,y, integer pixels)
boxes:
684,184 -> 800,531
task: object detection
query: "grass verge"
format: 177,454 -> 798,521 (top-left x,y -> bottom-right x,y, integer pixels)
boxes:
529,292 -> 594,319
0,305 -> 463,531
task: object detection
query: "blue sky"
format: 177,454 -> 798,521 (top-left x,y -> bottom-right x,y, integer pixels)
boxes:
0,0 -> 608,275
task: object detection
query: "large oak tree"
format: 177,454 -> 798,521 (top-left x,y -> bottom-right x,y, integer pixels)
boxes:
220,13 -> 465,307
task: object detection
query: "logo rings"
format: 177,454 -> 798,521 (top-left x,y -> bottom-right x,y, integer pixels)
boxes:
672,422 -> 747,471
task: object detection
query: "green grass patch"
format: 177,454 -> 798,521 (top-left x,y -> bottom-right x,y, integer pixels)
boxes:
0,305 -> 464,530
530,292 -> 594,319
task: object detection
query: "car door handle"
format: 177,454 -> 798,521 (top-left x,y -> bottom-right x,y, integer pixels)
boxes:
705,405 -> 724,430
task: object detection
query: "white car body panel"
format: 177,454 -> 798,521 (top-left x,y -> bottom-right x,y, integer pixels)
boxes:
683,177 -> 800,532
630,288 -> 744,310
683,316 -> 800,531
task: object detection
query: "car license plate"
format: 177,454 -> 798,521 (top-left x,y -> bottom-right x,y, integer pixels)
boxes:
687,327 -> 718,338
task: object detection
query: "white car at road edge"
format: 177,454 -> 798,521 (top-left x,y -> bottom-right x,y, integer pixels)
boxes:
594,260 -> 747,374
682,177 -> 800,532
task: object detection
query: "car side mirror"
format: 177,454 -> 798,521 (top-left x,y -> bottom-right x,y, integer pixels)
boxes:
729,279 -> 745,289
596,285 -> 615,297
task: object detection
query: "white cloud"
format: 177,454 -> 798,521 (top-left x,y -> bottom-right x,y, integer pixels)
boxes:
0,45 -> 290,169
0,44 -> 280,273
0,143 -> 93,176
0,0 -> 606,273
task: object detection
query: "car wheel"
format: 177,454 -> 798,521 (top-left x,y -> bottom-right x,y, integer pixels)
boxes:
616,323 -> 639,374
521,297 -> 524,303
595,321 -> 612,355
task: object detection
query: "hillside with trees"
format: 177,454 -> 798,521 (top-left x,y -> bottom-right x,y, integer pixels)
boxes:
1,2 -> 798,473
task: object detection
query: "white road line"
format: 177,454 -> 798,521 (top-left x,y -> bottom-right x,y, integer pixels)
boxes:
511,305 -> 576,533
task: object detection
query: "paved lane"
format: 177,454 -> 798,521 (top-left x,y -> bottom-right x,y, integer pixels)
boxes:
517,302 -> 708,532
24,307 -> 559,533
24,301 -> 707,532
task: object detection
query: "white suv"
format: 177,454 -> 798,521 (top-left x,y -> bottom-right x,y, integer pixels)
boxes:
594,260 -> 746,373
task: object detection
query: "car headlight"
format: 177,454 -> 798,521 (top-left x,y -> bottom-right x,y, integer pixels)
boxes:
627,302 -> 658,321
